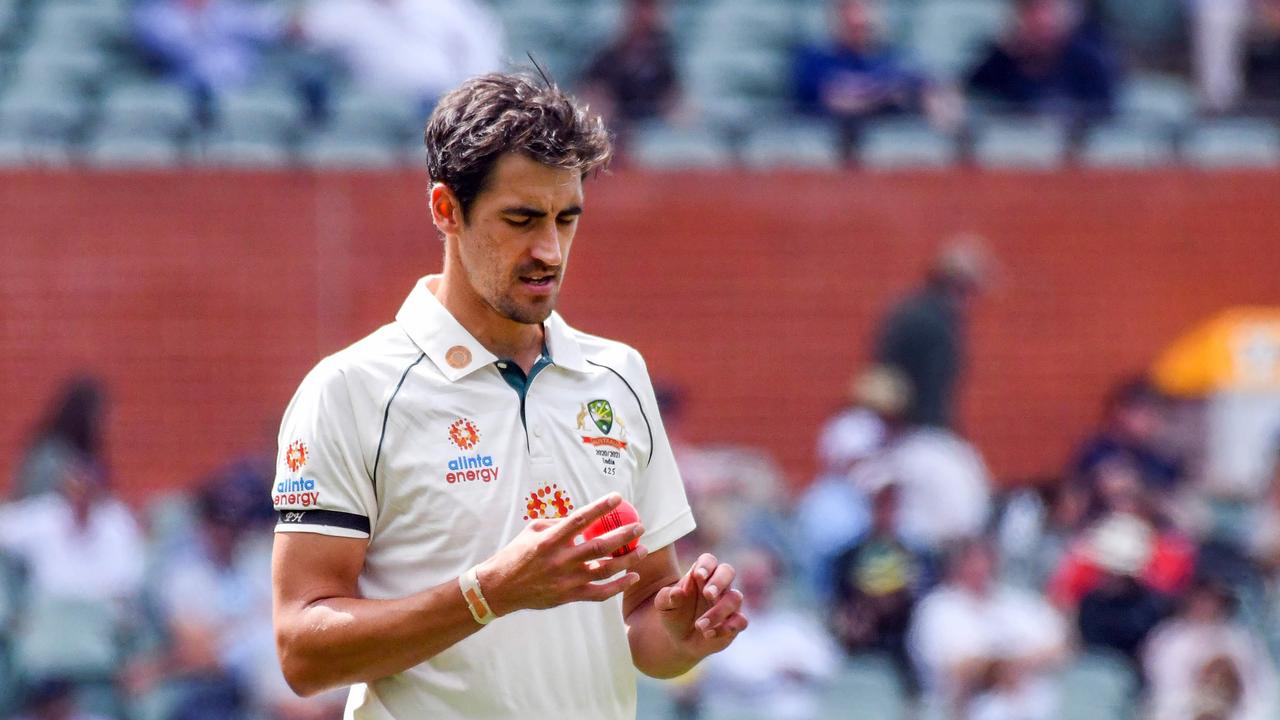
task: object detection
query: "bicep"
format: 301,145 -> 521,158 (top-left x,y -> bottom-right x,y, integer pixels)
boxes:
272,531 -> 368,620
623,543 -> 681,617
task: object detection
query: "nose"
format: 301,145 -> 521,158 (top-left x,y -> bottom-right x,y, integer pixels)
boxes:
530,222 -> 563,267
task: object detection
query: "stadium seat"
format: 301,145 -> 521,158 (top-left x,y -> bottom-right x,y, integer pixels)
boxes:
1080,122 -> 1175,168
910,0 -> 1011,80
1183,119 -> 1280,168
27,1 -> 123,49
10,45 -> 109,93
1119,74 -> 1196,128
327,88 -> 428,143
1059,650 -> 1139,720
629,122 -> 734,170
197,136 -> 292,168
0,84 -> 86,140
100,83 -> 198,136
0,137 -> 75,167
823,654 -> 906,719
299,137 -> 401,170
214,86 -> 306,144
742,120 -> 840,169
86,136 -> 183,168
972,118 -> 1069,169
13,595 -> 122,680
860,118 -> 959,169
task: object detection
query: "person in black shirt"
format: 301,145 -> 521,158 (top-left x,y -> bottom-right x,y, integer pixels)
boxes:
581,0 -> 680,149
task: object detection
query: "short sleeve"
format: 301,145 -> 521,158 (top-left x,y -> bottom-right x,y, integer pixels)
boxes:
272,360 -> 376,540
627,352 -> 696,554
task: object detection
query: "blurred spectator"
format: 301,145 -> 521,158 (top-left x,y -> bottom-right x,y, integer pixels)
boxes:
0,457 -> 144,604
995,479 -> 1092,587
830,479 -> 928,702
1074,513 -> 1175,666
796,365 -> 911,596
1049,465 -> 1196,608
873,237 -> 991,429
299,0 -> 503,103
1189,0 -> 1251,113
1248,0 -> 1280,102
133,0 -> 287,97
794,0 -> 962,160
126,482 -> 334,720
14,377 -> 107,499
967,0 -> 1120,120
1071,377 -> 1185,498
887,425 -> 993,554
909,538 -> 1069,720
698,546 -> 841,720
1144,579 -> 1278,720
581,0 -> 681,150
12,677 -> 111,720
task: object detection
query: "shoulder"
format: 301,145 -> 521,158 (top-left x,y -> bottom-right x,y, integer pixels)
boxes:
296,324 -> 425,401
563,321 -> 653,384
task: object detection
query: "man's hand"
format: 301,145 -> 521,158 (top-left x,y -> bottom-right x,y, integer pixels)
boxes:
652,553 -> 748,659
477,493 -> 650,616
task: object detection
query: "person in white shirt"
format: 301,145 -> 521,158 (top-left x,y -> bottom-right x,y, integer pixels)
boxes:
1144,579 -> 1278,720
699,546 -> 840,720
299,0 -> 503,101
270,72 -> 747,720
909,538 -> 1068,720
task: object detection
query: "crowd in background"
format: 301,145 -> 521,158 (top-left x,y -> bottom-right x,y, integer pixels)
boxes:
109,0 -> 1280,162
7,241 -> 1277,720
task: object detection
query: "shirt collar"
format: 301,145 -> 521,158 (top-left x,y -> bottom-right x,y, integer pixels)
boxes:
395,275 -> 588,381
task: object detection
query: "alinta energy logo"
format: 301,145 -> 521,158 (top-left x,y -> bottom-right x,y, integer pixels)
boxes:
276,439 -> 320,507
445,418 -> 499,484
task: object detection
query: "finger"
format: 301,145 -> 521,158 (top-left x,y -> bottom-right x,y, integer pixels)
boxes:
545,493 -> 623,544
703,612 -> 749,639
693,588 -> 744,638
690,553 -> 717,585
583,545 -> 649,580
701,562 -> 736,603
654,582 -> 691,612
572,571 -> 641,602
569,522 -> 645,562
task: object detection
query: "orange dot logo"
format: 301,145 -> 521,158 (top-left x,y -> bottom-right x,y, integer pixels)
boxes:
285,440 -> 308,473
448,418 -> 481,450
523,484 -> 575,521
445,345 -> 472,369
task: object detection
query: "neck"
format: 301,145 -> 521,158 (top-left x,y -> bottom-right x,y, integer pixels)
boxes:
433,257 -> 544,370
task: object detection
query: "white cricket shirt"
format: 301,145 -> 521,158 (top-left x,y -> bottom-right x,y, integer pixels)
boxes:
272,275 -> 696,719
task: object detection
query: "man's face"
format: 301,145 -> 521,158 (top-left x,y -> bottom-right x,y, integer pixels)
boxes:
838,0 -> 879,51
452,153 -> 584,325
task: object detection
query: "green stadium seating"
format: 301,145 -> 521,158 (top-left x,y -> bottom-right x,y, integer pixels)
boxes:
327,88 -> 427,143
972,118 -> 1069,169
909,0 -> 1011,80
0,84 -> 86,140
215,85 -> 306,144
1080,121 -> 1175,168
860,118 -> 960,169
823,654 -> 907,719
86,135 -> 183,168
13,595 -> 121,681
629,122 -> 734,169
742,120 -> 840,169
300,136 -> 401,169
1183,119 -> 1280,168
197,136 -> 292,168
1119,73 -> 1197,127
100,83 -> 197,136
1059,650 -> 1139,720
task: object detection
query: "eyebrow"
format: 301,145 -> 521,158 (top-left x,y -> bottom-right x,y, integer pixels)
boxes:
502,205 -> 583,219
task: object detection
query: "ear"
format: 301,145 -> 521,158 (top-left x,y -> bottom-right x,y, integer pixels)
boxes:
430,183 -> 464,236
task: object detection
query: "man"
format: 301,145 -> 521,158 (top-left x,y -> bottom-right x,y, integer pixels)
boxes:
270,73 -> 747,719
873,238 -> 990,429
966,0 -> 1119,119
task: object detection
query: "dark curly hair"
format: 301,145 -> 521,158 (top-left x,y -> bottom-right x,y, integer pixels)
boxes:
424,73 -> 613,220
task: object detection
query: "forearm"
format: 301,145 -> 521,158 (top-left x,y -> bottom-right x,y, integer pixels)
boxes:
625,595 -> 701,679
277,577 -> 480,695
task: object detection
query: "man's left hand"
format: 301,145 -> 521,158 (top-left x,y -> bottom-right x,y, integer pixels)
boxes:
652,553 -> 748,659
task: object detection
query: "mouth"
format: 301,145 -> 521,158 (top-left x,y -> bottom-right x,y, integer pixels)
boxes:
518,273 -> 559,294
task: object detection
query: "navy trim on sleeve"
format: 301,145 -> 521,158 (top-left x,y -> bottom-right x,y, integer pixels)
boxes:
276,509 -> 371,534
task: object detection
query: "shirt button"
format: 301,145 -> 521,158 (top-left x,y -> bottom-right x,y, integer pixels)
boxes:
533,426 -> 544,438
497,362 -> 508,369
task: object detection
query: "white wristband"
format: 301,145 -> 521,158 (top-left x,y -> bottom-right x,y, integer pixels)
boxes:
460,565 -> 496,626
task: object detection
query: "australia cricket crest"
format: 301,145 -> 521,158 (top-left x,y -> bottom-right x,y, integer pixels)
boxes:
577,399 -> 628,477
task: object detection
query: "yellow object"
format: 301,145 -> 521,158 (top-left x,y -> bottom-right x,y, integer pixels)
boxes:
1152,307 -> 1280,396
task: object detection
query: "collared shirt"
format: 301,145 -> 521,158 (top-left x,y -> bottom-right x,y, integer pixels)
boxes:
272,275 -> 695,720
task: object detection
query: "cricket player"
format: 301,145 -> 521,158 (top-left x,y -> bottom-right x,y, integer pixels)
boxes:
271,72 -> 747,719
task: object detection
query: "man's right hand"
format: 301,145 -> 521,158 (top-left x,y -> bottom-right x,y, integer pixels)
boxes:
476,493 -> 649,617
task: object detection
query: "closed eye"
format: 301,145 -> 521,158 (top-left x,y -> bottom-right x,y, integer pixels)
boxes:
504,217 -> 534,228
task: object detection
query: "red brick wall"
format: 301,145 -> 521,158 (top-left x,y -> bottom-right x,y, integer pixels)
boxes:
3,169 -> 1279,504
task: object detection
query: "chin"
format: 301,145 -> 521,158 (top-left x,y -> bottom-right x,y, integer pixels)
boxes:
499,298 -> 555,325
